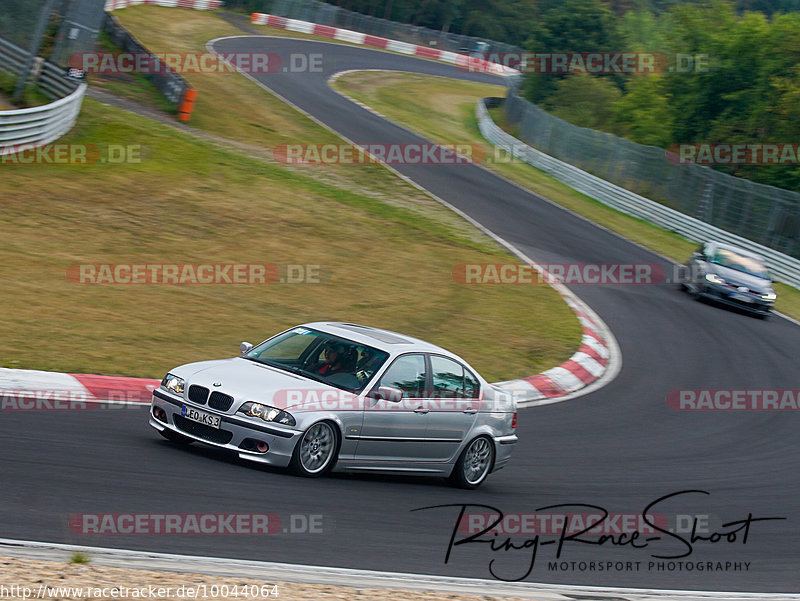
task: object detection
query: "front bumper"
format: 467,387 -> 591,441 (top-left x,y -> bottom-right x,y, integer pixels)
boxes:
700,284 -> 774,315
150,388 -> 300,467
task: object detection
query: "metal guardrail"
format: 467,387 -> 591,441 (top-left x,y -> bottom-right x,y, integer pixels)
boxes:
502,91 -> 800,260
38,61 -> 81,99
0,38 -> 27,74
1,37 -> 87,155
1,33 -> 80,101
105,0 -> 222,9
263,0 -> 522,56
0,83 -> 87,154
477,97 -> 800,289
103,13 -> 193,110
1,38 -> 81,101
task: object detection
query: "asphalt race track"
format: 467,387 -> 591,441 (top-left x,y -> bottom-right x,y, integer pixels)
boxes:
2,36 -> 799,593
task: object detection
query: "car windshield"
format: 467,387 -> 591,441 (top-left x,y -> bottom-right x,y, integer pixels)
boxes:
242,327 -> 390,393
711,249 -> 769,279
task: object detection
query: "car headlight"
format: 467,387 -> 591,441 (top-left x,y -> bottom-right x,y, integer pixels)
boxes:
762,291 -> 777,301
238,401 -> 296,427
705,273 -> 725,284
161,373 -> 185,395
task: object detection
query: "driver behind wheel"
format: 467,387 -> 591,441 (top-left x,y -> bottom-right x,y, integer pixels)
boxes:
315,342 -> 349,376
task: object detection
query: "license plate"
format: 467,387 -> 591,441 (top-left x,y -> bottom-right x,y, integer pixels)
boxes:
182,405 -> 221,429
730,292 -> 753,303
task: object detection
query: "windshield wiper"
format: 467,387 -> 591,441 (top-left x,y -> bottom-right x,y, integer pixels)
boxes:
243,356 -> 299,371
243,357 -> 338,385
277,364 -> 327,384
242,356 -> 269,365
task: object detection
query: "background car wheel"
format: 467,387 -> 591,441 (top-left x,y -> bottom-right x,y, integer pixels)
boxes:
450,435 -> 495,489
290,421 -> 339,477
158,428 -> 193,445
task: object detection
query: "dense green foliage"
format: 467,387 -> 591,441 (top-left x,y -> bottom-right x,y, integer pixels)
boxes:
224,0 -> 800,38
521,0 -> 800,192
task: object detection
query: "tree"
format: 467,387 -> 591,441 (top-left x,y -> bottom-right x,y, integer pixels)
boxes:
522,0 -> 622,103
542,73 -> 623,129
612,74 -> 673,146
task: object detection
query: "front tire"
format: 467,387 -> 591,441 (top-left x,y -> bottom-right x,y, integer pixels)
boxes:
450,436 -> 495,489
290,421 -> 339,477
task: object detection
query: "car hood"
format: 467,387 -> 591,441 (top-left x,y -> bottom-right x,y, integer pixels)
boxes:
171,357 -> 346,411
707,263 -> 772,293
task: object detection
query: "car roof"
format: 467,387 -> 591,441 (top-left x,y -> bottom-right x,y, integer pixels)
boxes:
707,241 -> 766,263
300,321 -> 454,355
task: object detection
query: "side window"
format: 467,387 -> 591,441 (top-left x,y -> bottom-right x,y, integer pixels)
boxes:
431,355 -> 466,399
378,354 -> 427,398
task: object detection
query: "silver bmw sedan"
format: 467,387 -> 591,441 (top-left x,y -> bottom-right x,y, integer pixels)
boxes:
150,322 -> 518,488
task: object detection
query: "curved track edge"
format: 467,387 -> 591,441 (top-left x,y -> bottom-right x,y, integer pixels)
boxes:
1,539 -> 795,601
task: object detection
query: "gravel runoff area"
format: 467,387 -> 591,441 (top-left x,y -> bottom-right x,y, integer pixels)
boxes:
0,554 -> 555,601
0,555 -> 513,601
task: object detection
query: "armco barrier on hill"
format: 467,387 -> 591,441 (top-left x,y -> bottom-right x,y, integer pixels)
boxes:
500,89 -> 800,262
0,38 -> 87,157
478,97 -> 800,290
102,13 -> 197,121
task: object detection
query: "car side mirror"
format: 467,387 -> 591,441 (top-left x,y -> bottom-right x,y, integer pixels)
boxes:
372,386 -> 404,402
240,341 -> 253,355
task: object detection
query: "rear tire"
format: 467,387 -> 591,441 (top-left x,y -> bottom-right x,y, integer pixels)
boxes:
159,428 -> 194,445
449,436 -> 495,489
290,421 -> 339,477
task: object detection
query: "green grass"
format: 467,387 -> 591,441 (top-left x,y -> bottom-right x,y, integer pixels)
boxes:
0,69 -> 50,109
69,552 -> 91,564
0,92 -> 580,382
332,71 -> 800,321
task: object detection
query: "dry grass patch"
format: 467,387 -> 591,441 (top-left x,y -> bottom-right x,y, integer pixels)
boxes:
0,98 -> 580,381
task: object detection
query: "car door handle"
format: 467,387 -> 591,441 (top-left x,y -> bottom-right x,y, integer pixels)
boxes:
413,407 -> 429,414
